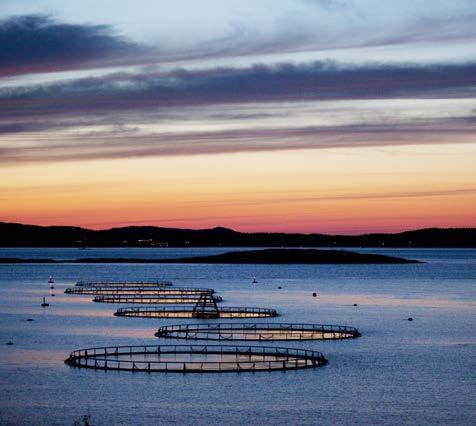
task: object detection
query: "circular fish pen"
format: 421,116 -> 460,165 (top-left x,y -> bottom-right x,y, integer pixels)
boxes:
114,306 -> 277,318
155,323 -> 361,341
64,344 -> 327,373
75,281 -> 173,287
65,287 -> 215,296
93,295 -> 223,304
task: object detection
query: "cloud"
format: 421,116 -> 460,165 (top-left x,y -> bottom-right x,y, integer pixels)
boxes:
1,120 -> 474,165
2,61 -> 476,123
1,45 -> 476,165
148,187 -> 476,211
2,5 -> 476,79
0,15 -> 141,77
0,60 -> 475,165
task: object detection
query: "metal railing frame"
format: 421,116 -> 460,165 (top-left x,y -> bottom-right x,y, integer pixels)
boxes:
76,281 -> 173,287
155,323 -> 360,341
65,344 -> 327,373
114,306 -> 278,318
65,287 -> 214,295
93,295 -> 223,304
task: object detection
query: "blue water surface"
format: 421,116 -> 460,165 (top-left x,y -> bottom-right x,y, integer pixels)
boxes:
0,248 -> 475,425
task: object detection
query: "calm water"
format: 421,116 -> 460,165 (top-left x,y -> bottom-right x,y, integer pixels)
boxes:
0,248 -> 475,425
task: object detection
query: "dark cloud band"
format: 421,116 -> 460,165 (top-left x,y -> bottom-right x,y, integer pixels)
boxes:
0,15 -> 140,76
2,62 -> 476,121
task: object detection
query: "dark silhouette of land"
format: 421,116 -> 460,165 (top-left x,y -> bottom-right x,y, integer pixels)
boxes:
0,221 -> 475,247
0,248 -> 420,264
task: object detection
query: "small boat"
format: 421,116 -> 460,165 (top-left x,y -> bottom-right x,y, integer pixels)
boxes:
252,276 -> 258,284
48,276 -> 55,288
41,297 -> 49,307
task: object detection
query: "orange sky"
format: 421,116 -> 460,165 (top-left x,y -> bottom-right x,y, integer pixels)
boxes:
2,143 -> 475,234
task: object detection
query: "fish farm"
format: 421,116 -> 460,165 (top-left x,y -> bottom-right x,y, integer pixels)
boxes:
63,276 -> 359,375
155,323 -> 361,341
64,287 -> 215,295
64,344 -> 328,373
93,294 -> 223,304
114,306 -> 278,318
75,280 -> 173,287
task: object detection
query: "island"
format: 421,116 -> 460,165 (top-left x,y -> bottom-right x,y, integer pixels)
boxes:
0,248 -> 420,264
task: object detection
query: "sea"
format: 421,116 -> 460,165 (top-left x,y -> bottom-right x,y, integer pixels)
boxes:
0,247 -> 474,425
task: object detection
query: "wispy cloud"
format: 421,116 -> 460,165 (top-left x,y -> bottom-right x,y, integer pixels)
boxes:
1,120 -> 475,165
1,10 -> 476,166
2,62 -> 476,122
0,59 -> 476,164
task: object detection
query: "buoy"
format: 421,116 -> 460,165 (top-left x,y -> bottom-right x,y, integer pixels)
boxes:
48,276 -> 54,284
27,318 -> 33,322
407,317 -> 413,321
6,341 -> 14,345
51,293 -> 55,297
41,297 -> 49,307
312,292 -> 317,297
252,276 -> 258,284
278,286 -> 282,289
353,303 -> 358,307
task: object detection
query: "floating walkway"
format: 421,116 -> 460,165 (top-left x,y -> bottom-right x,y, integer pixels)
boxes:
65,287 -> 215,296
191,292 -> 221,318
114,306 -> 277,318
155,323 -> 361,341
76,281 -> 173,287
93,295 -> 223,304
64,344 -> 327,373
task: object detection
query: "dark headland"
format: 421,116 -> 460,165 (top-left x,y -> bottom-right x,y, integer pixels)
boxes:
0,222 -> 475,248
0,248 -> 420,264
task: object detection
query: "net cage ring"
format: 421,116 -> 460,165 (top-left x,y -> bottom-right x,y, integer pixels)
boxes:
64,344 -> 328,373
93,295 -> 223,304
155,323 -> 361,341
75,281 -> 173,287
65,287 -> 215,295
114,306 -> 278,318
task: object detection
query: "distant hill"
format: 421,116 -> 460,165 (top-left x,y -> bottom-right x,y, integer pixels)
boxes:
0,222 -> 475,248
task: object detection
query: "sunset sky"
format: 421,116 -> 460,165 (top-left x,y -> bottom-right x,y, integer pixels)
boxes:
1,0 -> 476,234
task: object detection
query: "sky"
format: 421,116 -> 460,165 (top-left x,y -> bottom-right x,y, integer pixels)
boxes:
1,0 -> 475,234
